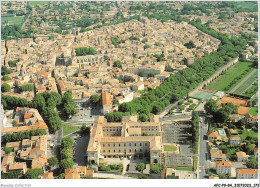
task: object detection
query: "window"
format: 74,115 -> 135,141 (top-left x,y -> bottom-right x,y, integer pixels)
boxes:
119,150 -> 120,152
109,150 -> 110,153
140,149 -> 142,152
129,143 -> 131,146
145,143 -> 147,146
114,144 -> 115,147
135,149 -> 137,152
129,149 -> 131,152
108,144 -> 110,147
103,150 -> 105,152
103,144 -> 105,147
140,143 -> 142,146
119,144 -> 120,147
135,143 -> 136,146
124,144 -> 126,147
114,150 -> 115,153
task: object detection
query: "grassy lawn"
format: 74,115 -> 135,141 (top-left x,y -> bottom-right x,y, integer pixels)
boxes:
208,61 -> 254,92
233,71 -> 258,95
63,124 -> 80,137
164,145 -> 177,152
240,129 -> 258,140
29,1 -> 49,6
193,156 -> 198,171
249,107 -> 258,116
174,167 -> 193,171
1,16 -> 25,26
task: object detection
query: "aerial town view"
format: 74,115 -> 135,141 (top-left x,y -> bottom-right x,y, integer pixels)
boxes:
0,0 -> 258,184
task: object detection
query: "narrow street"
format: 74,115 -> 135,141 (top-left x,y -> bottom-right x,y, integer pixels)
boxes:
199,116 -> 209,179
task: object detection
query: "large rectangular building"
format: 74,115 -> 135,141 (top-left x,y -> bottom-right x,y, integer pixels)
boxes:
87,115 -> 162,165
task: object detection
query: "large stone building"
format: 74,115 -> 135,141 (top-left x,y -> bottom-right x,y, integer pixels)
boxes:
87,115 -> 162,165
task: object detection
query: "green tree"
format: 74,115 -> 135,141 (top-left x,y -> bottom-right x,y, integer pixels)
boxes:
139,113 -> 149,122
90,94 -> 100,106
24,168 -> 44,179
48,157 -> 58,167
136,163 -> 145,172
1,65 -> 13,75
150,164 -> 161,174
61,137 -> 74,149
1,83 -> 11,92
2,75 -> 11,81
204,99 -> 218,115
113,60 -> 122,68
4,147 -> 13,154
8,60 -> 19,67
218,173 -> 227,179
144,44 -> 150,49
61,148 -> 73,159
57,173 -> 65,179
60,158 -> 74,170
246,156 -> 258,169
80,124 -> 90,136
19,84 -> 34,92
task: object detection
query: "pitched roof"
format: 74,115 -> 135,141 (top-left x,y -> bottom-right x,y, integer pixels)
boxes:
210,149 -> 226,159
236,151 -> 248,158
8,162 -> 27,171
237,169 -> 258,175
216,161 -> 232,167
208,131 -> 219,138
43,172 -> 53,179
102,92 -> 112,105
65,168 -> 80,179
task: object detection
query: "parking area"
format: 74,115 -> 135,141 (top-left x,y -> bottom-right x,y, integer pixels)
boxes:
162,121 -> 193,157
69,106 -> 103,123
67,131 -> 90,166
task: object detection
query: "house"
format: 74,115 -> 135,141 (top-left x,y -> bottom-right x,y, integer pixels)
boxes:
245,114 -> 258,123
65,166 -> 93,179
208,131 -> 222,141
236,169 -> 258,179
236,151 -> 249,162
210,149 -> 226,161
8,162 -> 27,174
229,137 -> 241,145
216,161 -> 232,174
43,172 -> 54,179
132,81 -> 144,91
102,92 -> 112,115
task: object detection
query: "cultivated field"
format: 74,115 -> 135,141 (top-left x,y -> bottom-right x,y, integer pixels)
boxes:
232,70 -> 258,95
208,61 -> 254,92
1,16 -> 25,26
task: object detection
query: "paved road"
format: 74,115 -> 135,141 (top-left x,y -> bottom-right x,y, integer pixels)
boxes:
230,69 -> 257,93
21,12 -> 31,30
199,116 -> 209,179
160,114 -> 192,122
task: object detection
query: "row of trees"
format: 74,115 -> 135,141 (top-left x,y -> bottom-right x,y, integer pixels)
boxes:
191,111 -> 199,154
3,129 -> 47,143
60,137 -> 74,171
